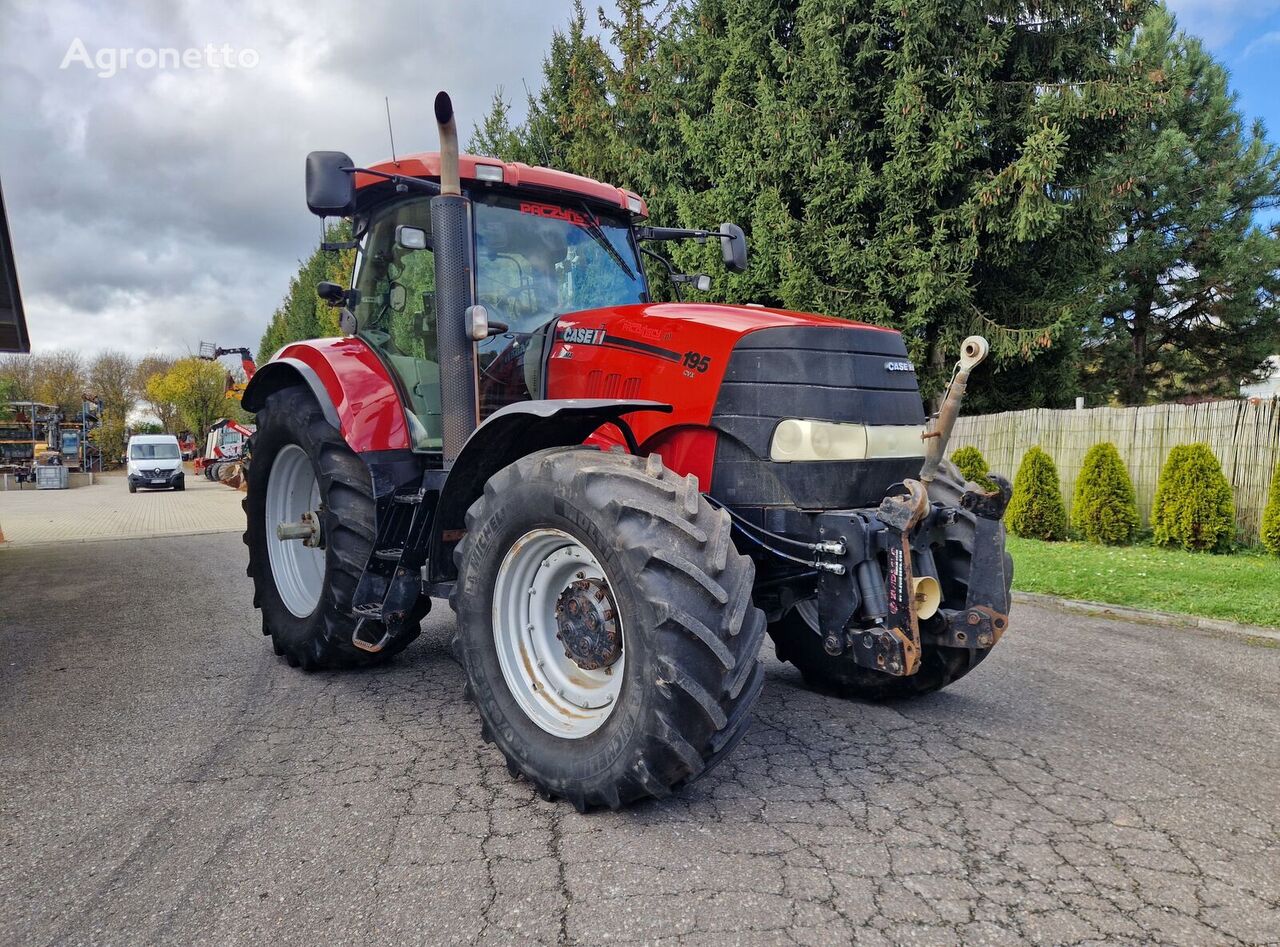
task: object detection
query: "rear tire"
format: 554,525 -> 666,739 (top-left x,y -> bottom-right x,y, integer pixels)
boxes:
243,385 -> 422,670
770,462 -> 1011,700
451,448 -> 766,810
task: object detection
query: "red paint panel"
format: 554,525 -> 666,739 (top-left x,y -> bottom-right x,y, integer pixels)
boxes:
274,338 -> 410,453
356,152 -> 647,217
643,426 -> 719,491
545,301 -> 894,450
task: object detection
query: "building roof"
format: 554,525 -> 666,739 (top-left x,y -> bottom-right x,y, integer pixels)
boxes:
0,177 -> 30,353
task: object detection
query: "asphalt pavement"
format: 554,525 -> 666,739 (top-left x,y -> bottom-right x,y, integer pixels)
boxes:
1,532 -> 1277,946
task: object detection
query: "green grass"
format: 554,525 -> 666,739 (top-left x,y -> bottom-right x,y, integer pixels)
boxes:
1007,536 -> 1280,629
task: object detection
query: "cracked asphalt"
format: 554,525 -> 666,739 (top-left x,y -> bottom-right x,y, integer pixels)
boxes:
2,532 -> 1278,946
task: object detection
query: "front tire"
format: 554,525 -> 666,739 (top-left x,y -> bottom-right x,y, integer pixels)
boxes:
451,448 -> 767,810
243,385 -> 421,670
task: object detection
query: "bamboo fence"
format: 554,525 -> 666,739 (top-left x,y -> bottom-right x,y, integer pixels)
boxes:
951,399 -> 1280,543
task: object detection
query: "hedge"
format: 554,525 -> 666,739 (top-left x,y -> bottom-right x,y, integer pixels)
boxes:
1005,446 -> 1069,540
1152,443 -> 1235,553
951,446 -> 990,485
1261,462 -> 1280,555
1071,442 -> 1139,545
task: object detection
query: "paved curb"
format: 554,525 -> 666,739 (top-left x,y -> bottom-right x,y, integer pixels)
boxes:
1013,590 -> 1280,644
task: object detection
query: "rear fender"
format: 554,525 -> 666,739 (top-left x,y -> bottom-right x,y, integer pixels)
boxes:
427,399 -> 672,583
240,339 -> 411,453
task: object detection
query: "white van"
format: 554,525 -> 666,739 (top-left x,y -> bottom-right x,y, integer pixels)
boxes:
126,434 -> 186,493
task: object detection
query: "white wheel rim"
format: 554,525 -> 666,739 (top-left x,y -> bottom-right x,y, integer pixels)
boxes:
492,528 -> 624,739
265,444 -> 325,618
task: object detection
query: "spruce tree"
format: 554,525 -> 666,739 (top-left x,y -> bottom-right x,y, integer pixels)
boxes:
1089,5 -> 1280,404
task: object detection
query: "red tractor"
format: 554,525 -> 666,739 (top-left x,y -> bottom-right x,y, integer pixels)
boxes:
241,93 -> 1012,810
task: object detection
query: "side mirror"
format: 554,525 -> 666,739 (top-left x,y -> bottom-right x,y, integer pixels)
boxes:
673,273 -> 712,292
316,281 -> 346,307
719,223 -> 747,273
396,225 -> 428,250
305,151 -> 356,217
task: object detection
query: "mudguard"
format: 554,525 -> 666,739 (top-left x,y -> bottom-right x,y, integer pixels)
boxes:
426,398 -> 672,583
240,339 -> 411,453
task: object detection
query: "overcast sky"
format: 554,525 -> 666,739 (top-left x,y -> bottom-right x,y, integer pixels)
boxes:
1,0 -> 1277,359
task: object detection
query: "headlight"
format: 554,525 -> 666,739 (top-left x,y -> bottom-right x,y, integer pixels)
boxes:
769,420 -> 925,462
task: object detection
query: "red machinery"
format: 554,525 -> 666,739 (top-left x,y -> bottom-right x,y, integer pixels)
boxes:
240,93 -> 1012,809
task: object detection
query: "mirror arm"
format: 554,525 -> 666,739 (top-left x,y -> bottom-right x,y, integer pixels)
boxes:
341,167 -> 440,195
637,226 -> 738,244
639,246 -> 684,302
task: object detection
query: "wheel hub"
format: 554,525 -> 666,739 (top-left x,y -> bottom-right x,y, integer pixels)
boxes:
554,578 -> 621,670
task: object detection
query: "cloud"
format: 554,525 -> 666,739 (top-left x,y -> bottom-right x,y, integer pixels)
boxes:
0,0 -> 575,357
1165,0 -> 1280,49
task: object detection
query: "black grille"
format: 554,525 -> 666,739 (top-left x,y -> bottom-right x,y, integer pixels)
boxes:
710,325 -> 926,509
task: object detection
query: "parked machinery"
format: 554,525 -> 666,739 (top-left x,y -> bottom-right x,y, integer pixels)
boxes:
240,92 -> 1012,810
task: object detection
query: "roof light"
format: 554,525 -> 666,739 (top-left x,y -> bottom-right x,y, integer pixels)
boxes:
474,163 -> 504,183
626,195 -> 644,215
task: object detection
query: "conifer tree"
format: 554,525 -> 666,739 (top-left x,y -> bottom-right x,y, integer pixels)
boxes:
1006,446 -> 1070,541
1072,442 -> 1139,544
1089,6 -> 1280,404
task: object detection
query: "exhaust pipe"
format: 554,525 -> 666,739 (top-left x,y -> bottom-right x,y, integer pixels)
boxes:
435,91 -> 461,197
430,91 -> 479,466
919,335 -> 989,484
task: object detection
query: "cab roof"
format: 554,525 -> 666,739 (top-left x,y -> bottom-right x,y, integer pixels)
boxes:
354,152 -> 648,218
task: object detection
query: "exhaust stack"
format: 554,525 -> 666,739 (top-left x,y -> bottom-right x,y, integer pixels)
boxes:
430,90 -> 479,466
435,91 -> 461,197
919,336 -> 989,484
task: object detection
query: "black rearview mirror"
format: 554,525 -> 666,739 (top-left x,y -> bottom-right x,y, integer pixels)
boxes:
305,151 -> 356,217
720,223 -> 747,273
316,281 -> 345,306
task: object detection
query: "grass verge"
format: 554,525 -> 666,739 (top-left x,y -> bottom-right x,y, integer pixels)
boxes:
1007,536 -> 1280,629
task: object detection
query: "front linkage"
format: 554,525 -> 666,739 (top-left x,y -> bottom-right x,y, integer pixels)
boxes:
805,335 -> 1012,677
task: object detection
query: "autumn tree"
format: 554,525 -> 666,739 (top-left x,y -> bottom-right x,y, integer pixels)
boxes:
133,354 -> 180,432
146,358 -> 229,438
32,350 -> 86,414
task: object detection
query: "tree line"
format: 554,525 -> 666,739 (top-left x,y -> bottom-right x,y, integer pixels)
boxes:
256,1 -> 1278,411
0,350 -> 247,464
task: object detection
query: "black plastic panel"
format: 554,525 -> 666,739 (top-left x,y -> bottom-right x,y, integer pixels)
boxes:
710,324 -> 926,508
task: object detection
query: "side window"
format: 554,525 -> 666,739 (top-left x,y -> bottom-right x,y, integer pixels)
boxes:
352,198 -> 441,451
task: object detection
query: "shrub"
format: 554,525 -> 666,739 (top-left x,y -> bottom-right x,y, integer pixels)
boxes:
1261,462 -> 1280,555
1005,446 -> 1069,540
1071,442 -> 1139,545
1152,443 -> 1235,552
951,446 -> 990,484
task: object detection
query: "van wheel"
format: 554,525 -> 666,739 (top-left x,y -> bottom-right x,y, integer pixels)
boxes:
128,482 -> 137,494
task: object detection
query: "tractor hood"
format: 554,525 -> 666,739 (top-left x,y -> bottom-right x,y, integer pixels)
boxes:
545,301 -> 926,507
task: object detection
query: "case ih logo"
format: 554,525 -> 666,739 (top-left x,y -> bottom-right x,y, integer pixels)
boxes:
884,360 -> 915,373
561,327 -> 606,345
520,202 -> 588,227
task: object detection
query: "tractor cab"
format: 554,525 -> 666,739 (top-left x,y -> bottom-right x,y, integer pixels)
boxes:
345,177 -> 648,450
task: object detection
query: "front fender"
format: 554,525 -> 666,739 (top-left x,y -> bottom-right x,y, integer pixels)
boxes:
240,339 -> 410,453
427,398 -> 672,581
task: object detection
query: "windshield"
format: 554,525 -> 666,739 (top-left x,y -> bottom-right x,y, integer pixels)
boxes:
473,194 -> 646,331
131,442 -> 179,460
